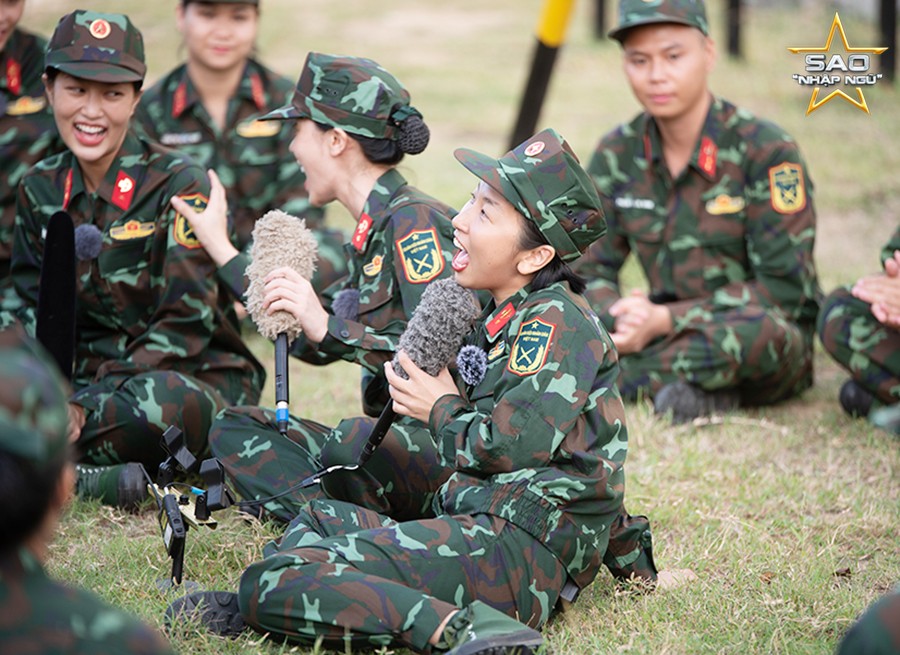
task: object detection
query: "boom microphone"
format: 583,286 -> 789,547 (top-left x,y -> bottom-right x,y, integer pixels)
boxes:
245,210 -> 318,434
300,278 -> 480,486
36,211 -> 76,380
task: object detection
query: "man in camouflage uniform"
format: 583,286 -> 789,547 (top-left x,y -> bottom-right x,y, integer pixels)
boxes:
575,0 -> 820,422
837,586 -> 900,655
135,0 -> 346,297
0,0 -> 61,314
168,129 -> 651,655
0,325 -> 175,655
204,53 -> 457,522
818,226 -> 900,427
10,11 -> 264,504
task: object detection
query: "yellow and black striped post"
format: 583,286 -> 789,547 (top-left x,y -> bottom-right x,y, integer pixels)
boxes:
509,0 -> 576,149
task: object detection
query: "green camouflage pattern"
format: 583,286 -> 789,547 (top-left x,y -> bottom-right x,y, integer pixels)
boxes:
134,60 -> 347,297
10,131 -> 264,466
0,325 -> 69,465
609,0 -> 709,42
576,96 -> 820,402
0,29 -> 62,289
837,586 -> 900,655
237,501 -> 560,650
818,226 -> 900,405
45,11 -> 146,84
0,548 -> 175,655
455,128 -> 606,262
260,52 -> 417,142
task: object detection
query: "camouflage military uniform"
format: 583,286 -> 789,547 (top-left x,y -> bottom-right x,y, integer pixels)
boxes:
0,28 -> 61,309
0,326 -> 175,655
818,226 -> 900,405
236,280 -> 627,650
12,130 -> 265,466
135,60 -> 346,297
210,167 -> 456,521
577,97 -> 820,403
837,586 -> 900,655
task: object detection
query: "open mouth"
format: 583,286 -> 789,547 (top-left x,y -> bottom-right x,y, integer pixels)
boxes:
74,123 -> 107,146
451,236 -> 469,272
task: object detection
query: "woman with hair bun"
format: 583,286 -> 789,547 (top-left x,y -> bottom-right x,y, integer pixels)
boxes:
174,51 -> 457,524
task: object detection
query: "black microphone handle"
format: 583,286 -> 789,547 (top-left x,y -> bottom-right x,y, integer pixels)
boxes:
357,403 -> 397,467
36,211 -> 76,380
274,333 -> 289,435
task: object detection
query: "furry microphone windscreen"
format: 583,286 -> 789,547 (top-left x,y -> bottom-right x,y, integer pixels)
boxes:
392,278 -> 480,378
74,224 -> 103,261
245,210 -> 318,341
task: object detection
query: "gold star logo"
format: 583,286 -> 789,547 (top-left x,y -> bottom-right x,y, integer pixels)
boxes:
788,12 -> 887,115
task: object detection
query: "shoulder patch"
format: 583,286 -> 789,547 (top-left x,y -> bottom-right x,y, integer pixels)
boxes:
173,193 -> 208,249
768,163 -> 806,214
507,317 -> 555,377
395,228 -> 445,284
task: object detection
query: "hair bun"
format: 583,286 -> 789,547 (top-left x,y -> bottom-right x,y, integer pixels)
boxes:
397,114 -> 430,155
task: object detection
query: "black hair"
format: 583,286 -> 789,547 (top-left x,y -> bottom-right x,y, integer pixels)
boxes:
0,450 -> 67,553
45,67 -> 143,93
518,216 -> 587,295
313,107 -> 430,166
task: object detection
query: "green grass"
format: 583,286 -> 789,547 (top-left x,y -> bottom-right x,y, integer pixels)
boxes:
21,0 -> 900,653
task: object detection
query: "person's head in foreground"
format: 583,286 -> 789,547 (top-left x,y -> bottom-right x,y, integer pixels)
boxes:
43,10 -> 146,191
452,127 -> 605,302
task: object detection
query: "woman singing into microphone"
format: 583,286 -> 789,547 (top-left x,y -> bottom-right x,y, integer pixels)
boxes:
173,52 -> 458,523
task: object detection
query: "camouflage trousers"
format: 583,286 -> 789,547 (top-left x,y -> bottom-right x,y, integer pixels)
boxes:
618,303 -> 813,405
208,406 -> 452,523
72,371 -> 228,468
818,287 -> 900,404
237,499 -> 565,652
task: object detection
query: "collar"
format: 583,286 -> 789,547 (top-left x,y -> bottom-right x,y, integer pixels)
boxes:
171,60 -> 267,119
481,286 -> 529,343
64,131 -> 144,212
642,95 -> 722,182
354,168 -> 409,251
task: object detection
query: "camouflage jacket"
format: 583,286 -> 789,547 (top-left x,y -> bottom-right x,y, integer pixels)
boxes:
0,548 -> 175,654
881,225 -> 900,265
0,29 -> 62,281
11,131 -> 264,403
577,96 -> 820,332
299,168 -> 456,415
135,60 -> 321,289
430,281 -> 627,590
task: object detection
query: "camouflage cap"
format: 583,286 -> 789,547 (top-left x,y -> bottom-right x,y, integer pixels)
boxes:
259,51 -> 418,140
0,329 -> 70,466
609,0 -> 709,42
45,10 -> 147,84
454,128 -> 606,263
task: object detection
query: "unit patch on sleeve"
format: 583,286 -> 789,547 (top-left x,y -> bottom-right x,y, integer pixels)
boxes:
507,317 -> 555,376
173,193 -> 208,249
768,163 -> 806,214
395,228 -> 445,284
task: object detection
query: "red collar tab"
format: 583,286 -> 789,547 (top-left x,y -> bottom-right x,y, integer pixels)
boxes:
6,58 -> 21,96
250,72 -> 266,111
486,302 -> 516,339
111,172 -> 136,210
643,133 -> 653,164
351,213 -> 374,251
172,81 -> 187,118
62,169 -> 73,209
698,137 -> 718,177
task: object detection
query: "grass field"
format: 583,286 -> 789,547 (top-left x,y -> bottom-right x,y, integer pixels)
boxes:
20,0 -> 900,653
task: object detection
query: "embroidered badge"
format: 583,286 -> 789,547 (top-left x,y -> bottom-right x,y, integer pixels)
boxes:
6,58 -> 21,96
705,194 -> 746,215
352,213 -> 374,251
396,228 -> 444,284
110,219 -> 154,241
89,19 -> 111,40
111,172 -> 136,210
697,137 -> 717,177
524,141 -> 545,157
488,340 -> 506,361
363,254 -> 384,277
6,96 -> 46,116
768,163 -> 806,214
173,193 -> 208,249
486,302 -> 516,339
236,119 -> 280,139
507,318 -> 555,377
172,82 -> 187,118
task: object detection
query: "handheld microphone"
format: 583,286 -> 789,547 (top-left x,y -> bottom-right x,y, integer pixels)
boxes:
36,211 -> 76,380
300,278 -> 480,486
245,211 -> 318,434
